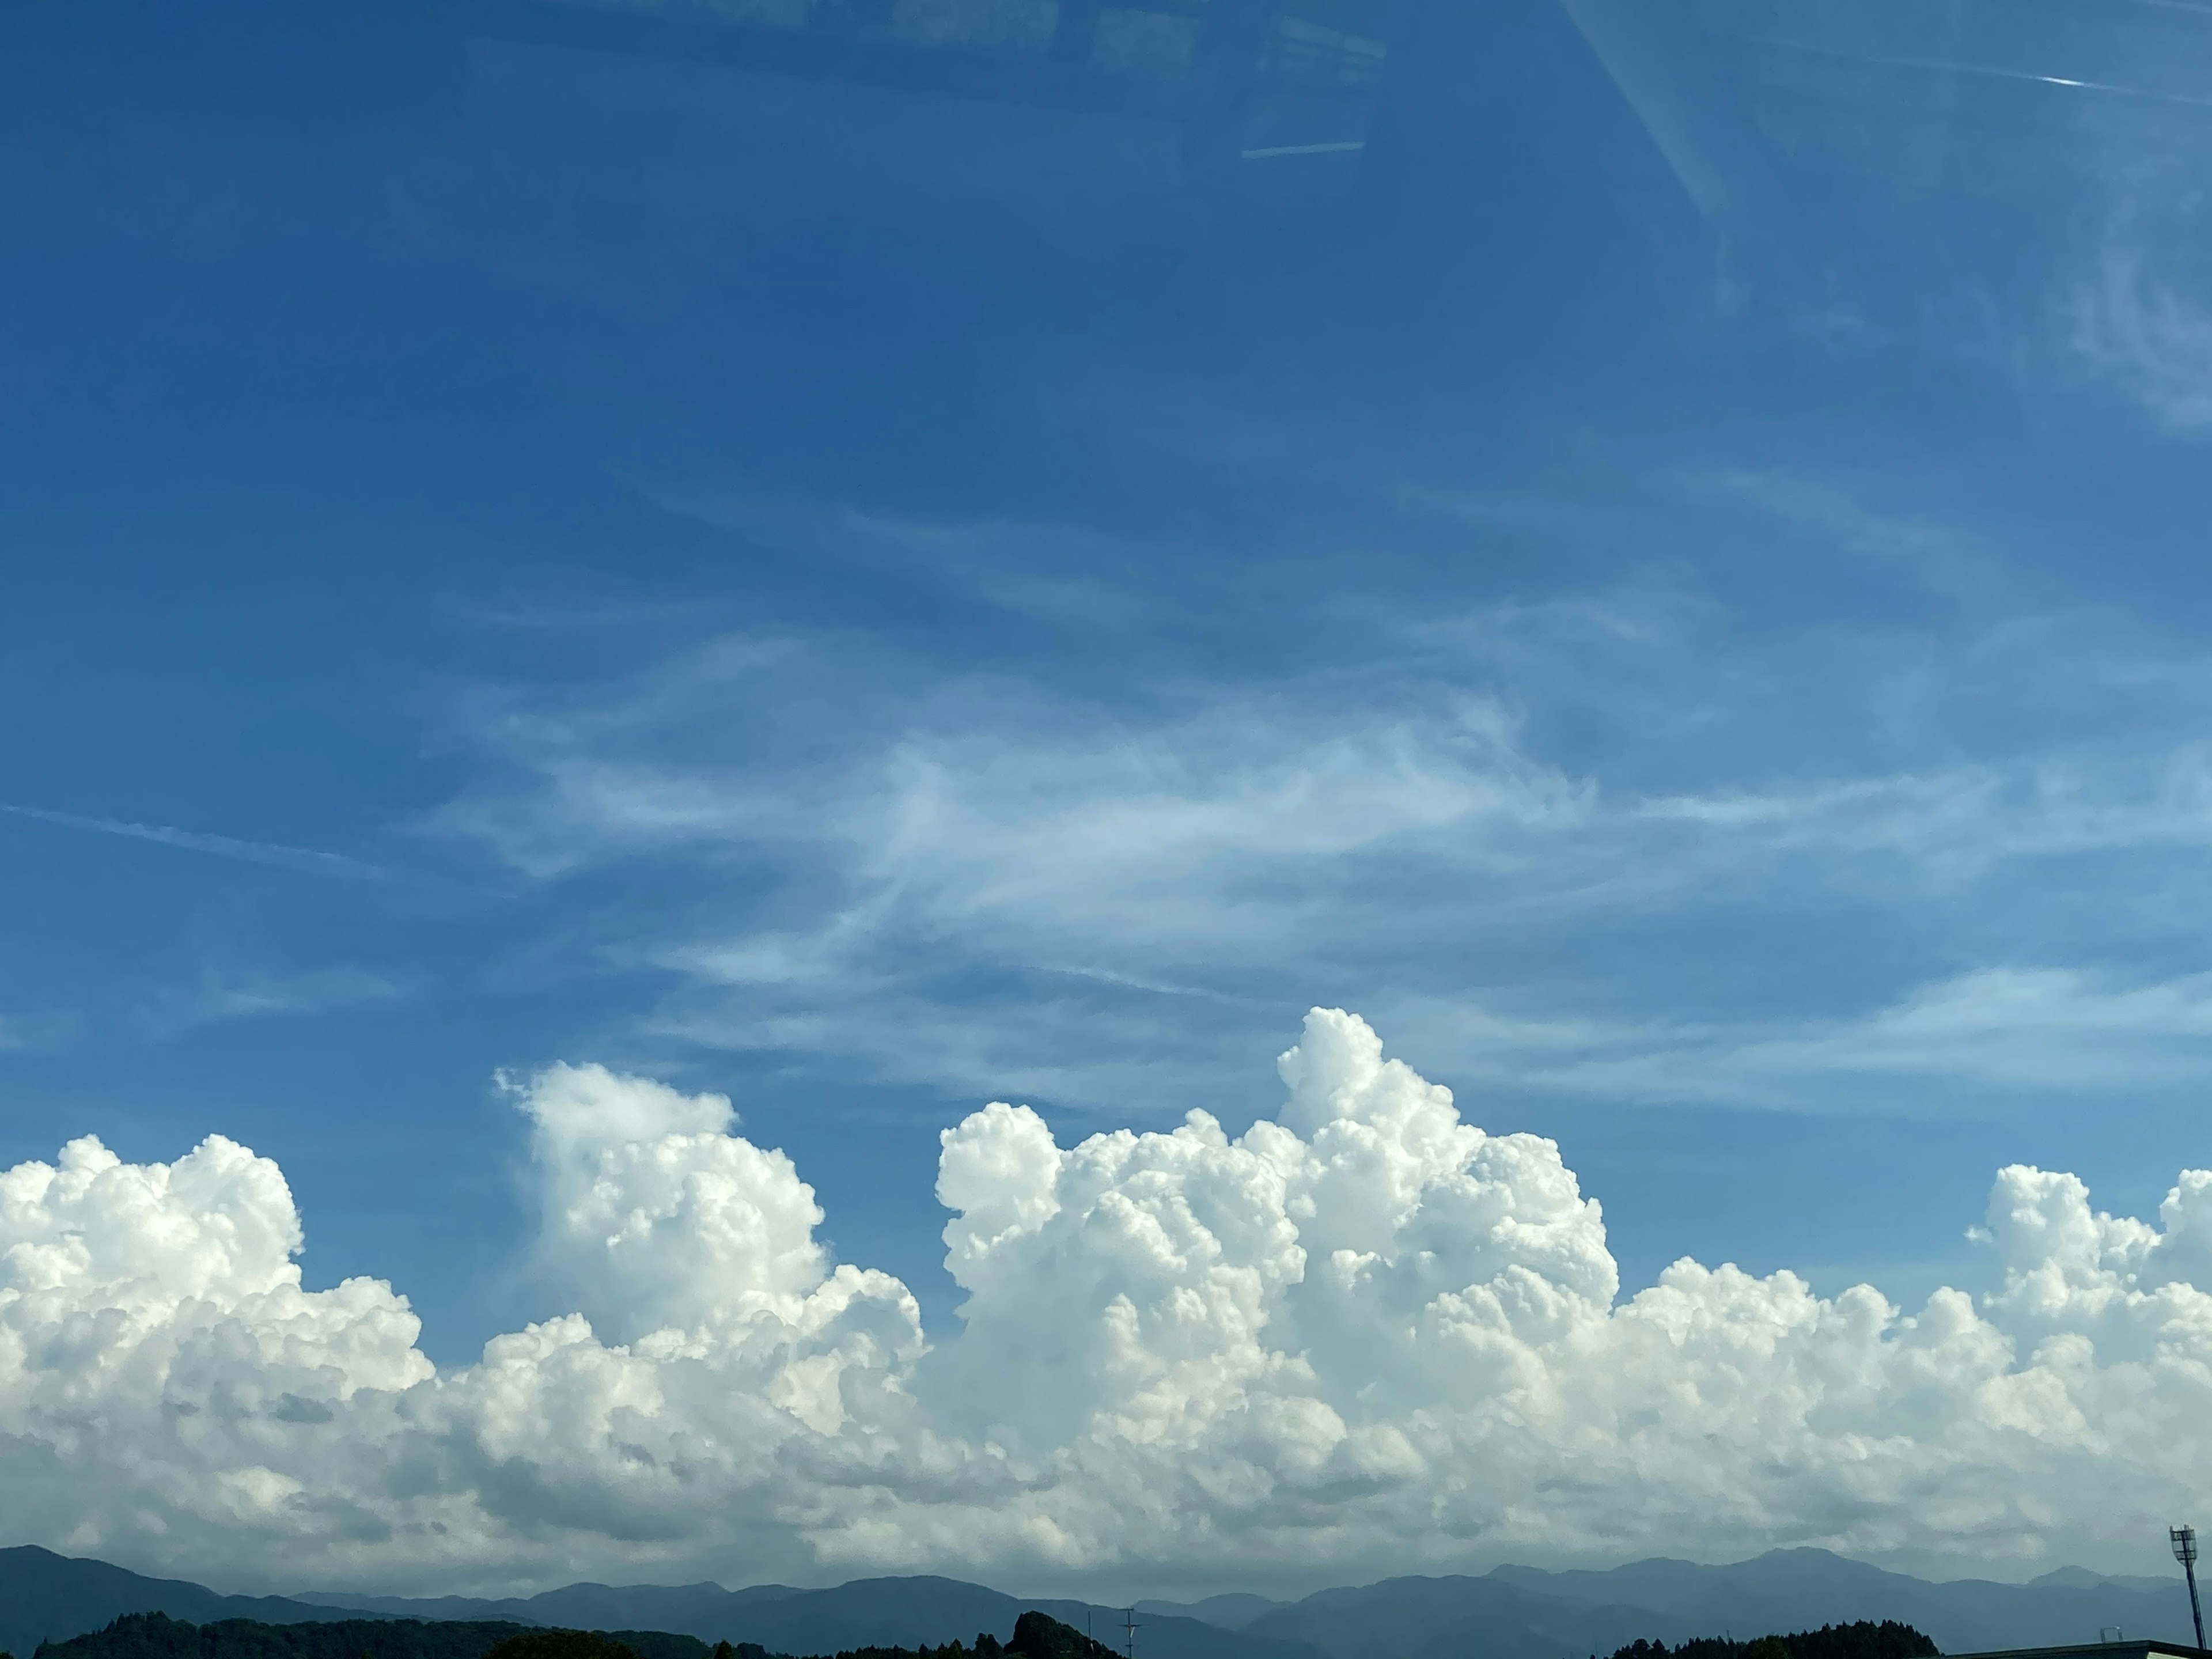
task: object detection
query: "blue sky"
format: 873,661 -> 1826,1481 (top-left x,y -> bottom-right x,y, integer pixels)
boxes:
6,0 -> 2212,1460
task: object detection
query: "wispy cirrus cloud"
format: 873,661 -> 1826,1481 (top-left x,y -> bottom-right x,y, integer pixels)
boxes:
426,475 -> 2212,1120
1380,964 -> 2212,1113
2073,243 -> 2212,434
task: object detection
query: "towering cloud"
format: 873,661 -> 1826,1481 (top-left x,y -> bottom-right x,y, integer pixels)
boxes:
2,1012 -> 2210,1592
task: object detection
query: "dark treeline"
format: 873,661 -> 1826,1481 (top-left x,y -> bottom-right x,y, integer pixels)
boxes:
1604,1622 -> 1941,1659
708,1610 -> 1117,1659
33,1609 -> 1116,1659
38,1615 -> 552,1659
36,1617 -> 736,1659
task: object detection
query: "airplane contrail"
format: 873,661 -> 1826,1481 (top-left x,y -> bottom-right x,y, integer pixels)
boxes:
0,802 -> 386,880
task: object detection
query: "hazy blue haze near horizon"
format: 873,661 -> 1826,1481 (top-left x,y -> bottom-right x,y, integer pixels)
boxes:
9,0 -> 2212,1598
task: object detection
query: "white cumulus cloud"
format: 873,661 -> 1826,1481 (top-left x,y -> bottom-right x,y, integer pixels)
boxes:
6,1012 -> 2212,1593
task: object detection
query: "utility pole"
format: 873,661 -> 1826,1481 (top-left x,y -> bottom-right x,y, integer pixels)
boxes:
2175,1525 -> 2206,1650
1121,1608 -> 1141,1659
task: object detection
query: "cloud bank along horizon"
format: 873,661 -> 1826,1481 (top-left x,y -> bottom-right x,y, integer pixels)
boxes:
5,1007 -> 2209,1596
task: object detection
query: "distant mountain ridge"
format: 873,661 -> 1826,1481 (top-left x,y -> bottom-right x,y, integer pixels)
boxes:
1131,1593 -> 1285,1631
300,1576 -> 1309,1659
2,1544 -> 2200,1659
1132,1554 -> 2205,1659
2028,1570 -> 2180,1596
1461,1550 -> 2200,1658
0,1556 -> 1314,1659
33,1607 -> 1119,1659
294,1589 -> 801,1635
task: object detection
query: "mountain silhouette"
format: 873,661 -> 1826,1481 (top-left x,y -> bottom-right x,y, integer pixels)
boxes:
0,1556 -> 1312,1659
2,1544 -> 2200,1659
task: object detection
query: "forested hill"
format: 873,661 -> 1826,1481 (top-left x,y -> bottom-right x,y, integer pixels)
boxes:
29,1610 -> 1124,1659
1603,1623 -> 1941,1659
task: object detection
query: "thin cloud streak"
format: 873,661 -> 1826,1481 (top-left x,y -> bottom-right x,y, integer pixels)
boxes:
1384,965 -> 2212,1113
0,803 -> 387,881
135,965 -> 412,1039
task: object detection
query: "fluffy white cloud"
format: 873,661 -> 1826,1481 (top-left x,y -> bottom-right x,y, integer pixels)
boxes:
7,1012 -> 2212,1593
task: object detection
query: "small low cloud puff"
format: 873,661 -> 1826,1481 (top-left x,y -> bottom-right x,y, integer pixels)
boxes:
3,1010 -> 2210,1594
